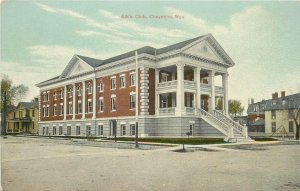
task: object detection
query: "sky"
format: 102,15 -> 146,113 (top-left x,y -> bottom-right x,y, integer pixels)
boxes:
1,0 -> 300,111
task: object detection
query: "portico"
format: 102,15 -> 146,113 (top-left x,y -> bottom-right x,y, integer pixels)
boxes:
155,63 -> 229,116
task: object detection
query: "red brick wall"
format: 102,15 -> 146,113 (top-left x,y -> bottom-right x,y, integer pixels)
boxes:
85,80 -> 93,119
148,68 -> 156,115
40,87 -> 64,121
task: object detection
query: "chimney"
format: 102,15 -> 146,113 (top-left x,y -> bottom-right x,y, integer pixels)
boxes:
281,91 -> 286,98
251,98 -> 254,104
272,92 -> 278,99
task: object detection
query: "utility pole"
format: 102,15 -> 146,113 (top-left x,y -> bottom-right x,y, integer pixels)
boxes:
135,51 -> 139,148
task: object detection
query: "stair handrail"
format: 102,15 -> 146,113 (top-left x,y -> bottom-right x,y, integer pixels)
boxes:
199,109 -> 230,136
213,110 -> 244,133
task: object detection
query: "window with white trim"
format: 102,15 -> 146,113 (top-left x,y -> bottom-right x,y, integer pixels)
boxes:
130,73 -> 136,86
88,99 -> 93,113
120,75 -> 125,88
87,83 -> 92,94
111,77 -> 116,90
111,96 -> 116,111
68,87 -> 73,98
60,90 -> 64,99
43,106 -> 46,117
53,104 -> 57,116
121,124 -> 126,136
86,125 -> 91,136
60,104 -> 64,115
67,126 -> 71,135
289,121 -> 294,132
130,124 -> 135,136
77,85 -> 82,96
98,81 -> 104,92
76,126 -> 80,135
99,97 -> 104,112
53,126 -> 56,135
68,102 -> 73,114
130,94 -> 136,109
78,101 -> 82,114
54,92 -> 57,100
59,126 -> 63,135
98,125 -> 103,136
46,105 -> 49,117
272,122 -> 276,132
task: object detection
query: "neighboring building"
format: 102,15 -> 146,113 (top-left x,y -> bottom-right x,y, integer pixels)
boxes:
6,102 -> 39,134
247,92 -> 300,137
36,34 -> 250,140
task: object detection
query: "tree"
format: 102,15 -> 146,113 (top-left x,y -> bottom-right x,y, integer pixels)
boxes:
1,75 -> 28,135
228,99 -> 244,117
293,109 -> 300,140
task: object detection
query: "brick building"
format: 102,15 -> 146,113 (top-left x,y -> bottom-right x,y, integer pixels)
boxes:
36,34 -> 250,140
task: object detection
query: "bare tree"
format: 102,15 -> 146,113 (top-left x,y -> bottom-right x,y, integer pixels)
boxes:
1,75 -> 28,135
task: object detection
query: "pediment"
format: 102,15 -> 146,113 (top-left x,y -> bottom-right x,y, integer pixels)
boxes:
68,60 -> 93,77
60,55 -> 94,79
183,40 -> 224,63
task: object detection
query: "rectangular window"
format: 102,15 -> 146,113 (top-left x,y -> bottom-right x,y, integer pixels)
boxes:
189,124 -> 194,136
54,92 -> 57,100
88,100 -> 93,113
67,126 -> 71,135
19,111 -> 22,117
60,91 -> 64,99
289,121 -> 294,132
47,93 -> 49,101
99,98 -> 104,112
130,73 -> 136,86
60,104 -> 64,115
77,86 -> 82,96
76,126 -> 80,135
130,124 -> 136,136
121,124 -> 126,136
111,97 -> 116,111
87,83 -> 92,94
272,122 -> 276,132
120,75 -> 125,88
32,110 -> 35,117
78,101 -> 82,114
68,102 -> 73,114
53,126 -> 56,135
59,126 -> 63,135
68,87 -> 73,98
130,94 -> 136,109
43,94 -> 47,102
99,82 -> 104,92
53,105 -> 57,116
43,107 -> 46,117
98,125 -> 103,136
111,78 -> 116,89
271,110 -> 276,119
86,125 -> 91,136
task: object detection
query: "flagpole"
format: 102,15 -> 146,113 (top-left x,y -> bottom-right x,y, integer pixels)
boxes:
135,51 -> 139,148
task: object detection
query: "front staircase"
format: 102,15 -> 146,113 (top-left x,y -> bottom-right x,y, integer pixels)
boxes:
199,109 -> 253,142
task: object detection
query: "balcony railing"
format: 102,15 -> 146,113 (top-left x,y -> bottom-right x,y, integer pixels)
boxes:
184,80 -> 196,90
159,107 -> 175,115
157,80 -> 177,88
186,107 -> 195,114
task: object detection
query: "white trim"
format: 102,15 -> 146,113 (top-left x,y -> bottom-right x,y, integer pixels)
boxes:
86,123 -> 91,125
111,94 -> 116,98
130,91 -> 136,95
67,124 -> 71,126
97,122 -> 104,125
129,121 -> 136,125
120,73 -> 125,77
120,122 -> 126,125
76,124 -> 81,126
189,121 -> 195,124
110,76 -> 116,79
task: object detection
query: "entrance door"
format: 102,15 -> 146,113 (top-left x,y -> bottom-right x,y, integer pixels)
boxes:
110,120 -> 117,137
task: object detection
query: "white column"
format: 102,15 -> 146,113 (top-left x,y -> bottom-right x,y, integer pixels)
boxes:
176,63 -> 185,115
210,71 -> 215,113
196,67 -> 201,110
63,86 -> 67,120
92,78 -> 96,119
155,69 -> 160,115
72,83 -> 76,120
222,73 -> 229,115
82,81 -> 86,119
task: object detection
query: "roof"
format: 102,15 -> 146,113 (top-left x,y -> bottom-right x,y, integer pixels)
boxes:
18,102 -> 38,109
247,93 -> 300,113
37,34 -> 234,87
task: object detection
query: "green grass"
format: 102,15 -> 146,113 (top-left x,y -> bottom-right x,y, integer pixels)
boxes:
104,137 -> 225,145
252,137 -> 278,141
